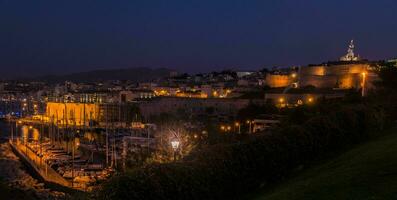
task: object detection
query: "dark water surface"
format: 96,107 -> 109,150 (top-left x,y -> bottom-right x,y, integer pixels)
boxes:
0,120 -> 10,139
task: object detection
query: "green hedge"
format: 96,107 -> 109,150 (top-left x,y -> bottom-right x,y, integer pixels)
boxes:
98,105 -> 386,200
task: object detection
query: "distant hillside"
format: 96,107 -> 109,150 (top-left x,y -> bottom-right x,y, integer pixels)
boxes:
32,67 -> 174,83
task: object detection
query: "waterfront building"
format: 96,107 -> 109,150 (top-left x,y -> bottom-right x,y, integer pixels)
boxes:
137,97 -> 262,119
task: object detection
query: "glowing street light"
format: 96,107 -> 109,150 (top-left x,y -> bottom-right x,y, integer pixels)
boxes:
246,120 -> 252,134
171,140 -> 180,150
235,122 -> 241,134
171,139 -> 180,161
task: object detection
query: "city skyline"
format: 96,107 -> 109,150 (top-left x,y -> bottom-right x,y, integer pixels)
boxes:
1,1 -> 397,199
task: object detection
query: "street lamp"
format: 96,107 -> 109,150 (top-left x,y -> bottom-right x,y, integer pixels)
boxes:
246,120 -> 252,134
171,139 -> 180,161
235,122 -> 241,134
33,104 -> 38,115
279,97 -> 284,103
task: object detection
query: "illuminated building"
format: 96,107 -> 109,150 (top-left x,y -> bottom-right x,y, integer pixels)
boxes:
298,62 -> 371,89
138,97 -> 257,118
119,90 -> 155,102
46,102 -> 100,126
46,101 -> 139,126
264,41 -> 376,91
297,40 -> 377,89
265,74 -> 293,88
264,92 -> 345,106
388,58 -> 397,67
175,90 -> 208,98
48,93 -> 107,103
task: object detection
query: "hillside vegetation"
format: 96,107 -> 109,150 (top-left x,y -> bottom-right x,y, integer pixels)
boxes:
252,127 -> 397,200
97,103 -> 387,200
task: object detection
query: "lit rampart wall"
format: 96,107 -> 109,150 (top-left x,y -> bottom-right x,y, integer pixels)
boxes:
265,74 -> 292,88
46,102 -> 100,126
298,63 -> 370,89
299,75 -> 338,88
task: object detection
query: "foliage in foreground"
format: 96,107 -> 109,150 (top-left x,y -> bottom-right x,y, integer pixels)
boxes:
97,104 -> 386,200
251,126 -> 397,200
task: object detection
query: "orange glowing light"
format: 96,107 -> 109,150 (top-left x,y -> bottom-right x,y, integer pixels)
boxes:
279,98 -> 285,103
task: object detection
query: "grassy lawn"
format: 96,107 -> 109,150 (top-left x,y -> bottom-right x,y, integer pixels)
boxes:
252,128 -> 397,200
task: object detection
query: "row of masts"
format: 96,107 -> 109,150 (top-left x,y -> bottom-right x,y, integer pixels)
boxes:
10,103 -> 141,172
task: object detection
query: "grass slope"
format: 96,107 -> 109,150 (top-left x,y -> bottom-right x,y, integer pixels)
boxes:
252,128 -> 397,200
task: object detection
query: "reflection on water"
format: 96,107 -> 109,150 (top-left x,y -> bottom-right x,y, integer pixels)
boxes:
17,125 -> 40,143
21,125 -> 28,142
32,128 -> 39,141
0,121 -> 67,199
9,123 -> 105,147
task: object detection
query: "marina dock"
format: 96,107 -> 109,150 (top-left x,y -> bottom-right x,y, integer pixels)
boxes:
9,140 -> 74,189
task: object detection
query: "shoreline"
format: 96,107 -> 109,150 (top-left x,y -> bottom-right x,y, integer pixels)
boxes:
0,123 -> 67,199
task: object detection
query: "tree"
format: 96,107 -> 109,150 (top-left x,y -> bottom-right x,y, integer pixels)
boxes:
148,123 -> 201,163
376,62 -> 397,92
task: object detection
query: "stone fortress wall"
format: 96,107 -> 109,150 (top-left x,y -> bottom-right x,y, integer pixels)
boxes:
298,63 -> 369,89
265,74 -> 292,88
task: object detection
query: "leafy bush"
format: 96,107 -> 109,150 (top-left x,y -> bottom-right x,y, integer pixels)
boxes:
98,105 -> 387,200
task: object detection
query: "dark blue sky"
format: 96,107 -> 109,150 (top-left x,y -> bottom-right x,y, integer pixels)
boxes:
1,0 -> 396,78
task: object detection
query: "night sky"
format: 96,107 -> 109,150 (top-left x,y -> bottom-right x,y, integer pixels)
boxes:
1,0 -> 397,78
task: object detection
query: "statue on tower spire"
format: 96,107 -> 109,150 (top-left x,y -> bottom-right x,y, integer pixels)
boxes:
340,40 -> 360,61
